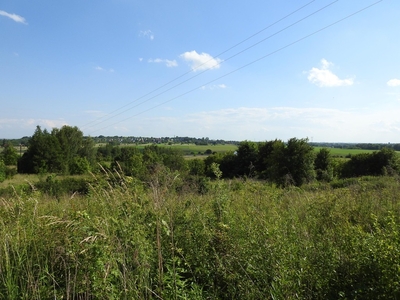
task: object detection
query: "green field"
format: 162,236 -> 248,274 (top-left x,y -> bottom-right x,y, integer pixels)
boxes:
313,147 -> 379,157
128,144 -> 383,157
110,143 -> 238,155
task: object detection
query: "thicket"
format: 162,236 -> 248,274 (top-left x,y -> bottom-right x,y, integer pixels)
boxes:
17,126 -> 96,175
1,167 -> 400,299
10,125 -> 400,188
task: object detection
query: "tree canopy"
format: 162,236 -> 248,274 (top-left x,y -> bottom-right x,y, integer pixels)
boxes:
18,125 -> 95,175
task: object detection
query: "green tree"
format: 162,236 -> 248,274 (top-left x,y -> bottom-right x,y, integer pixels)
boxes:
18,126 -> 63,174
0,159 -> 5,182
111,147 -> 142,176
79,137 -> 97,169
236,141 -> 258,177
188,158 -> 205,176
315,148 -> 333,181
1,143 -> 19,166
70,157 -> 91,175
18,125 -> 95,175
265,139 -> 287,185
256,140 -> 276,179
341,147 -> 400,178
53,125 -> 84,174
266,138 -> 315,186
285,138 -> 315,186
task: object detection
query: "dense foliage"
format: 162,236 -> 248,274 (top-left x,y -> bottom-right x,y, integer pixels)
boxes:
12,125 -> 400,187
2,126 -> 400,298
1,170 -> 400,299
0,160 -> 5,183
17,126 -> 96,175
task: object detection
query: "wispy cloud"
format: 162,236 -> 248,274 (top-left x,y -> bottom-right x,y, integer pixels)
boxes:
84,110 -> 107,118
387,79 -> 400,87
139,30 -> 154,40
95,66 -> 115,73
0,10 -> 27,24
200,84 -> 227,90
307,59 -> 354,87
0,118 -> 67,132
148,58 -> 178,67
183,106 -> 400,142
180,50 -> 222,71
88,105 -> 400,143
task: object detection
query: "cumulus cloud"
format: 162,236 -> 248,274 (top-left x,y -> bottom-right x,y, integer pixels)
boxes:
0,10 -> 27,24
387,79 -> 400,87
139,30 -> 154,40
95,66 -> 104,71
148,58 -> 178,67
307,59 -> 354,87
180,50 -> 222,71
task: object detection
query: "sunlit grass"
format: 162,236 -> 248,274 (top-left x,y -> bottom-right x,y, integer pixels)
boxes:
1,172 -> 400,299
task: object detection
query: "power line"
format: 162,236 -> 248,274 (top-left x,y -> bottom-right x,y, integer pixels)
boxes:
86,0 -> 338,132
84,0 -> 339,130
88,0 -> 383,135
81,0 -> 317,130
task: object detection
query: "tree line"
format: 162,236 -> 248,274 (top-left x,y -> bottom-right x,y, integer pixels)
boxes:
1,125 -> 399,186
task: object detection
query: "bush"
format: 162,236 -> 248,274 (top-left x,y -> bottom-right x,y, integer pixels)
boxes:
5,166 -> 17,179
0,160 -> 5,182
35,176 -> 91,197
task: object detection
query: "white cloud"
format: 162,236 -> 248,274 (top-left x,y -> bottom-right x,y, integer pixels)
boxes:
180,50 -> 222,71
139,30 -> 154,40
200,84 -> 227,90
148,58 -> 178,67
0,118 -> 67,133
0,10 -> 27,24
387,79 -> 400,87
95,66 -> 114,72
181,106 -> 400,142
84,110 -> 107,118
139,58 -> 143,62
307,59 -> 354,87
82,105 -> 400,143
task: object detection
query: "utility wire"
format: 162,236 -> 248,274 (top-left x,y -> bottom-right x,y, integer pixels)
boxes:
88,0 -> 383,135
81,0 -> 317,130
84,0 -> 338,130
86,0 -> 338,131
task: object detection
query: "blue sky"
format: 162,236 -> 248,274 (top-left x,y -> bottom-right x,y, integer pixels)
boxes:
1,0 -> 399,142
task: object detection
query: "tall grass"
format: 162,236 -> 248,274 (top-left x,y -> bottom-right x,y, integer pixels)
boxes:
1,170 -> 400,299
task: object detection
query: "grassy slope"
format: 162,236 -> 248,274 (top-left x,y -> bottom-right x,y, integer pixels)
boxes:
1,173 -> 400,299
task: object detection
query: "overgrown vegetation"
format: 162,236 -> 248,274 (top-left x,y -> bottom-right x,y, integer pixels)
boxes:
1,126 -> 400,298
1,168 -> 400,299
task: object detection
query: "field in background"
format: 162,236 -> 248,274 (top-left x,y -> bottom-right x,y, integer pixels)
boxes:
313,147 -> 379,157
97,143 -> 238,156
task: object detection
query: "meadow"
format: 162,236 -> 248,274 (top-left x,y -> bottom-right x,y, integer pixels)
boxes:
120,143 -> 237,155
1,168 -> 400,299
313,147 -> 378,157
